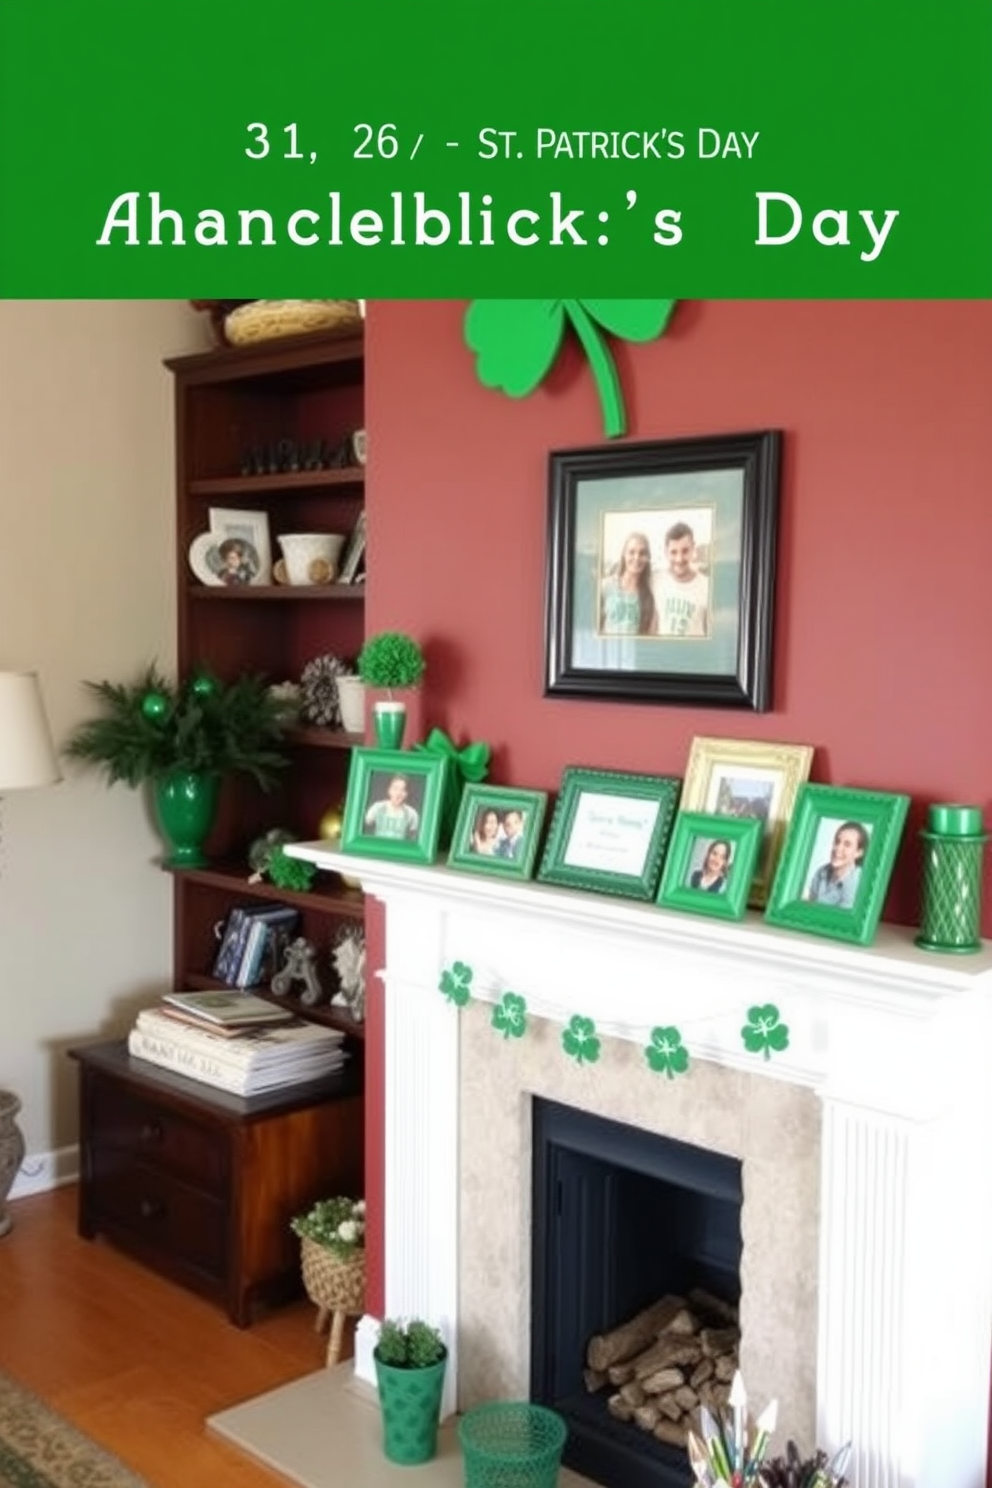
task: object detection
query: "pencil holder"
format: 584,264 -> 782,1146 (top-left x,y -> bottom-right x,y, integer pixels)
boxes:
916,803 -> 987,954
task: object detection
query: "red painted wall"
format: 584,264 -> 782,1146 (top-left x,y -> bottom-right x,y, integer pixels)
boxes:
359,298 -> 992,1313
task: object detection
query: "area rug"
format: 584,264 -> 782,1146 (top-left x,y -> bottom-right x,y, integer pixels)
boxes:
0,1372 -> 147,1488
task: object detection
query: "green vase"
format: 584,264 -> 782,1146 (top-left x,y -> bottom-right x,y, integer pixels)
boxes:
916,829 -> 988,953
374,1350 -> 447,1465
151,770 -> 220,869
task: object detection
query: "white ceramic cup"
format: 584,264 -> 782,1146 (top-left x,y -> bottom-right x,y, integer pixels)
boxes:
278,532 -> 346,586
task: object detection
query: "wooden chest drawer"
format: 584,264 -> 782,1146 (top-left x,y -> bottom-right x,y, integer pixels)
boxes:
87,1078 -> 227,1190
88,1158 -> 226,1277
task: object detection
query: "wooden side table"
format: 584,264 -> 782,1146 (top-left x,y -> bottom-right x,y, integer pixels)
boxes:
70,1040 -> 363,1327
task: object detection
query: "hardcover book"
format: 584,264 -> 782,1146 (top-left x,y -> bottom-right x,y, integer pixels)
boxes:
160,989 -> 295,1026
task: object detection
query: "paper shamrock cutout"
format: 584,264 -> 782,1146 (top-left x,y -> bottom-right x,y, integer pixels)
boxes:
491,992 -> 528,1039
644,1025 -> 690,1079
562,1014 -> 601,1065
439,960 -> 473,1007
464,299 -> 677,438
741,1003 -> 790,1060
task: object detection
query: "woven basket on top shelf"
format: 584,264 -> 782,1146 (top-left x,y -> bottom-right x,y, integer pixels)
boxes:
224,298 -> 362,346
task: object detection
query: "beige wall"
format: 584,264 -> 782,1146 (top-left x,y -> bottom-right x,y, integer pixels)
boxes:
0,301 -> 211,1165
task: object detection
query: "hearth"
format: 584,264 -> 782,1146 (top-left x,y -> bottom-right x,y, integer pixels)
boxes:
531,1098 -> 741,1488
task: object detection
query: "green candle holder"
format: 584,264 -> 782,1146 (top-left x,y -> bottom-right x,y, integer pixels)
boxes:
916,802 -> 988,954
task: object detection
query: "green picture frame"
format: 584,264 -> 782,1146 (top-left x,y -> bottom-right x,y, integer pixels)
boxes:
447,784 -> 548,880
764,783 -> 910,945
656,811 -> 763,921
537,766 -> 681,902
341,747 -> 449,864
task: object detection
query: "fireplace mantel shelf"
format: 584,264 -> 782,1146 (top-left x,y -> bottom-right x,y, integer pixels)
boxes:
289,841 -> 992,1011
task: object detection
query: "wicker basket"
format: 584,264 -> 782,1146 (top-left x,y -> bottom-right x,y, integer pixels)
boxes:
224,299 -> 362,346
300,1236 -> 366,1314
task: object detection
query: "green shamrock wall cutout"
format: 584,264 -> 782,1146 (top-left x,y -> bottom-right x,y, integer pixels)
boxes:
464,299 -> 677,438
492,992 -> 528,1039
644,1026 -> 690,1080
741,1003 -> 790,1061
439,960 -> 473,1007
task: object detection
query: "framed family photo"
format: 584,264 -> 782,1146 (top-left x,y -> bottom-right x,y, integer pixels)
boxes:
544,431 -> 781,711
764,783 -> 910,946
340,747 -> 449,865
207,506 -> 273,585
537,766 -> 681,902
657,811 -> 763,921
447,785 -> 548,880
679,736 -> 814,908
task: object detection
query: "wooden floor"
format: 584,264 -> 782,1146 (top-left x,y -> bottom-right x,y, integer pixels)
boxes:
0,1184 -> 340,1488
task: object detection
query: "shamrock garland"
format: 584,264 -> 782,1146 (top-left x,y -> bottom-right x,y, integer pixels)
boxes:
492,992 -> 528,1040
740,1003 -> 790,1060
644,1026 -> 690,1080
464,299 -> 677,438
437,963 -> 790,1071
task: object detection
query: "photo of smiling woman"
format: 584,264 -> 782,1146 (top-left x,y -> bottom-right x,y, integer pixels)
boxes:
687,837 -> 732,894
805,819 -> 870,909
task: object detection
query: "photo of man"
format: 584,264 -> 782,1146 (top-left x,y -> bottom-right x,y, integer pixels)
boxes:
654,520 -> 711,638
363,773 -> 423,841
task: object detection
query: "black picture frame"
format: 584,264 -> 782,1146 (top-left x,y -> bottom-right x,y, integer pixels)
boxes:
544,430 -> 781,710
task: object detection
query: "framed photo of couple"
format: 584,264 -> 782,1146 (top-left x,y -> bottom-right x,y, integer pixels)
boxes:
543,430 -> 781,711
447,785 -> 548,880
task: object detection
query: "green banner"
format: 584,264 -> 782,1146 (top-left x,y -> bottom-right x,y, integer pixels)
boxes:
1,0 -> 989,297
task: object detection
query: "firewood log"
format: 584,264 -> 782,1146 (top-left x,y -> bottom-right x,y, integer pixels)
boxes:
656,1391 -> 684,1422
689,1358 -> 715,1389
583,1368 -> 607,1393
654,1419 -> 690,1447
633,1403 -> 661,1432
666,1307 -> 700,1336
586,1295 -> 686,1372
700,1326 -> 740,1358
639,1366 -> 685,1396
631,1334 -> 702,1382
607,1393 -> 634,1423
619,1380 -> 647,1408
606,1360 -> 637,1386
687,1288 -> 739,1325
674,1385 -> 699,1412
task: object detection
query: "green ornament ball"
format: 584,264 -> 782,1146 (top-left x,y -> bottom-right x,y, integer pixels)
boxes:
141,691 -> 169,722
190,674 -> 216,697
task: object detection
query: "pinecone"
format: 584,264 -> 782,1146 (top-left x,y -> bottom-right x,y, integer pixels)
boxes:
299,654 -> 347,727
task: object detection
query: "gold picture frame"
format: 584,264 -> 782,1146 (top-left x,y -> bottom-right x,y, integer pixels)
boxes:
679,737 -> 814,907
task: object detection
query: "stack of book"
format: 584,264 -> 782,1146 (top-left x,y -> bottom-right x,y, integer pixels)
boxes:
127,990 -> 347,1097
212,902 -> 301,989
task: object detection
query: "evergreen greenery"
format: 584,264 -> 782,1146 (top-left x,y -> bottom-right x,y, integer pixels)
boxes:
376,1317 -> 446,1370
63,665 -> 291,788
356,632 -> 425,695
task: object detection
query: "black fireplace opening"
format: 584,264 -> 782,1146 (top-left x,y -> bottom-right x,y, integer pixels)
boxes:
530,1097 -> 743,1488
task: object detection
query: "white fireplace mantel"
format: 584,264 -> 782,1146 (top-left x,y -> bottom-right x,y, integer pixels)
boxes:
289,842 -> 992,1488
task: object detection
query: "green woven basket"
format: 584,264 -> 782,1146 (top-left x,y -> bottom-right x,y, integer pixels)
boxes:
458,1402 -> 567,1488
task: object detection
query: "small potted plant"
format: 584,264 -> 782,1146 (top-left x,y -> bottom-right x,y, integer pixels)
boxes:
290,1196 -> 366,1366
356,631 -> 426,749
373,1316 -> 448,1464
63,664 -> 291,868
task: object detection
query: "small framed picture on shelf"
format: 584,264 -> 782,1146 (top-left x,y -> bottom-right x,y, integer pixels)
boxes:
764,783 -> 910,946
447,785 -> 548,881
208,507 -> 273,585
338,510 -> 367,585
656,811 -> 763,921
537,765 -> 681,902
341,747 -> 449,865
678,736 -> 814,907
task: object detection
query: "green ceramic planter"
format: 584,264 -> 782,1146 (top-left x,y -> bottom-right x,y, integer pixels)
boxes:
373,702 -> 407,751
374,1349 -> 447,1465
151,770 -> 220,869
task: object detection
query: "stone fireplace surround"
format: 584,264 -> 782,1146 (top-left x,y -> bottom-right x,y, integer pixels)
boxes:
290,843 -> 992,1488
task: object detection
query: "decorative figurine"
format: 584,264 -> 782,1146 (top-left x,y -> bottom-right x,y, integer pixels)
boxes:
272,936 -> 324,1006
331,925 -> 366,1022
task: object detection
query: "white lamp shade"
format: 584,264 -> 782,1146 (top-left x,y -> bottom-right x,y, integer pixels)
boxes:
0,672 -> 61,791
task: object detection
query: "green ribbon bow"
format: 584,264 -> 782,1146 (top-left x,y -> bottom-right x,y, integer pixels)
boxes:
415,728 -> 492,845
